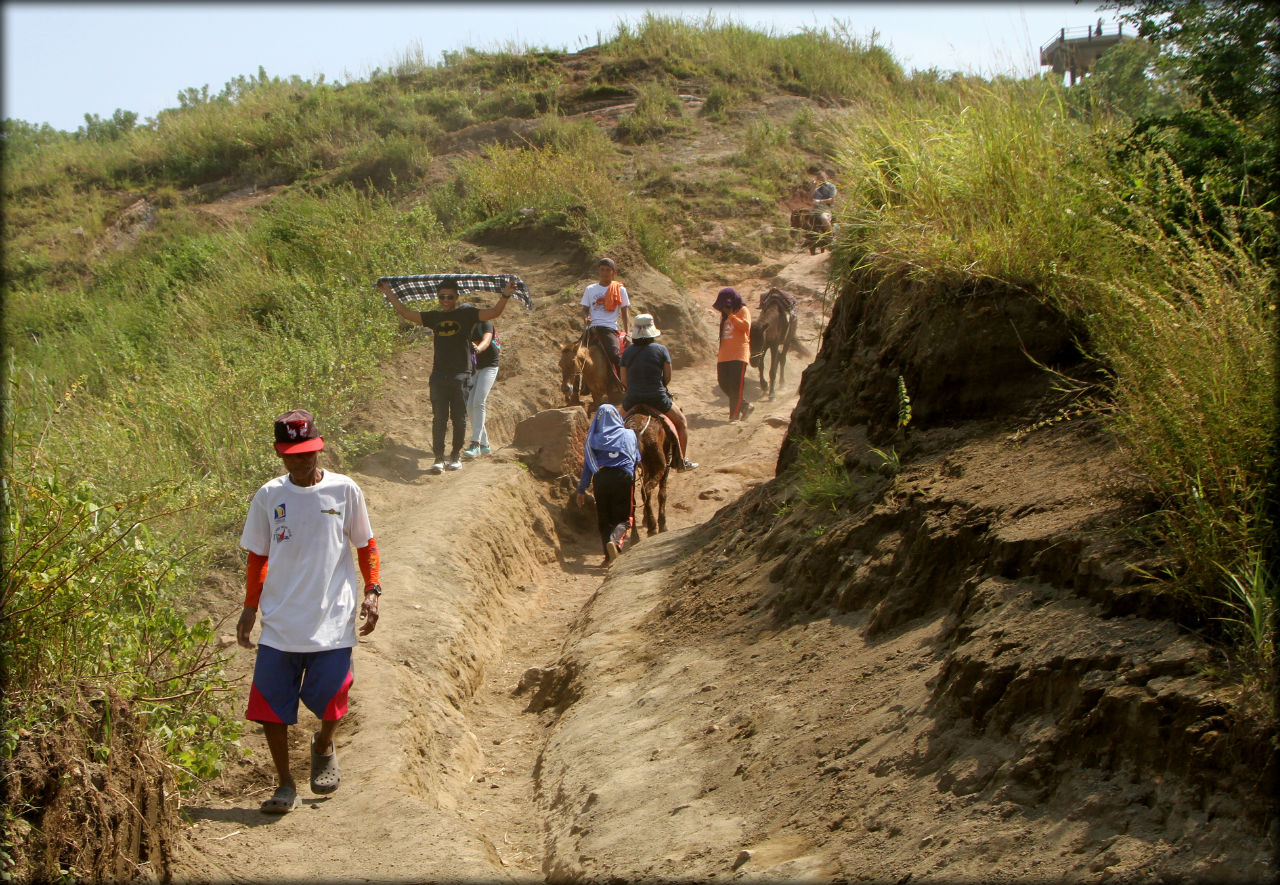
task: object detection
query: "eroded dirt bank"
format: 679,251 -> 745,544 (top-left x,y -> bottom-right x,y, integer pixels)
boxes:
532,269 -> 1276,882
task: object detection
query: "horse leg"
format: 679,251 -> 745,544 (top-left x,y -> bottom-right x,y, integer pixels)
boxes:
765,345 -> 777,400
643,479 -> 658,536
657,469 -> 668,533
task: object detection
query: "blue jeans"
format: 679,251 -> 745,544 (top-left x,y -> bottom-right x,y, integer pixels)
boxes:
467,366 -> 499,446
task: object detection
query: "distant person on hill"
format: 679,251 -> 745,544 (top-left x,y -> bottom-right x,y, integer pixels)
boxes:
463,307 -> 500,459
620,313 -> 697,470
575,404 -> 639,565
713,287 -> 754,423
811,169 -> 837,210
580,257 -> 630,379
236,408 -> 382,814
379,276 -> 516,473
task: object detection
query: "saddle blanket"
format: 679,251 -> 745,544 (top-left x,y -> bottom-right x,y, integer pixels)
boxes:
624,404 -> 683,462
758,287 -> 797,315
376,273 -> 533,310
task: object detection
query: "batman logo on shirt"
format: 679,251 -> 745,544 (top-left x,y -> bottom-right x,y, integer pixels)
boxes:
435,320 -> 461,336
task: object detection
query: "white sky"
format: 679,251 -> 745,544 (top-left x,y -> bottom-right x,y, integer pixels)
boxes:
3,1 -> 1102,131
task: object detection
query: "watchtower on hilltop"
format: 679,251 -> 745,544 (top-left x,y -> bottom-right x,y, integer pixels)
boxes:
1040,22 -> 1133,85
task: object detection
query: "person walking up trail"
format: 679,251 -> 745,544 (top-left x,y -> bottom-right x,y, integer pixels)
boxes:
620,313 -> 697,471
236,408 -> 382,815
713,287 -> 754,423
463,310 -> 500,459
811,167 -> 837,209
580,257 -> 630,380
575,404 -> 639,565
378,275 -> 517,474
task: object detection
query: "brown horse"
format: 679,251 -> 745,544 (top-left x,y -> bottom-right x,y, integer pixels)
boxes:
749,290 -> 809,399
560,334 -> 623,414
624,408 -> 677,536
789,208 -> 833,254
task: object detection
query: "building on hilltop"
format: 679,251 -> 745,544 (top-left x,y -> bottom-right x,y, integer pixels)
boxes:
1039,22 -> 1134,86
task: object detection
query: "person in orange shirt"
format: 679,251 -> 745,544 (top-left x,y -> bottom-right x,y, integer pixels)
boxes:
713,287 -> 754,423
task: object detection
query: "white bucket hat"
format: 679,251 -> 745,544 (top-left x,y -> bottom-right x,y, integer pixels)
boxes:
631,313 -> 661,339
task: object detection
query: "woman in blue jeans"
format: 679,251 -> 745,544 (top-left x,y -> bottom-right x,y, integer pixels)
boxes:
463,315 -> 499,458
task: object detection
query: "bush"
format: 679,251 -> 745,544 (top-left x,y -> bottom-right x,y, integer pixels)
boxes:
613,79 -> 688,144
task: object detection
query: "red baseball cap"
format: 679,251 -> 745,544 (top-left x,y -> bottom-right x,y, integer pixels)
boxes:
273,409 -> 325,454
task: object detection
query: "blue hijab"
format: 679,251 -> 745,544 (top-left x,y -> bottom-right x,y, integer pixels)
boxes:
584,405 -> 639,475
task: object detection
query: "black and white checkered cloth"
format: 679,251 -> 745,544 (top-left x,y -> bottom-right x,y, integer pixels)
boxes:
376,273 -> 533,310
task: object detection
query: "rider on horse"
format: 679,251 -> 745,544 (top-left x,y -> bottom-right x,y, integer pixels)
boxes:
580,257 -> 629,382
620,314 -> 697,471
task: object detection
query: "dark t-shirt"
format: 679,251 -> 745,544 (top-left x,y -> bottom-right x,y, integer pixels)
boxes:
420,305 -> 481,376
621,341 -> 671,400
471,320 -> 499,370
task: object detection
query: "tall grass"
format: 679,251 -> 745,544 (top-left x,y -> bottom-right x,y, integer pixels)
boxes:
825,74 -> 1276,674
614,79 -> 688,144
831,78 -> 1112,291
446,118 -> 630,257
10,186 -> 445,505
602,13 -> 902,103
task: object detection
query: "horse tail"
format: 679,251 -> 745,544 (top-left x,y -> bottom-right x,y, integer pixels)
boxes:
787,323 -> 811,358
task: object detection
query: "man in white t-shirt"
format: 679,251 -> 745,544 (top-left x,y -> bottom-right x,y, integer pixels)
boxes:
579,257 -> 631,376
236,409 -> 383,813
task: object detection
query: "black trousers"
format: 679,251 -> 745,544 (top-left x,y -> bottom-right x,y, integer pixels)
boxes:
589,325 -> 622,370
429,372 -> 470,460
717,360 -> 749,419
592,466 -> 634,553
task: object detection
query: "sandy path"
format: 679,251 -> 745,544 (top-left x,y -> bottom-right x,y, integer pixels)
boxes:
174,252 -> 828,882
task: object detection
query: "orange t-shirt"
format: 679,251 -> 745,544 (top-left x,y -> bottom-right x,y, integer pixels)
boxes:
717,306 -> 751,363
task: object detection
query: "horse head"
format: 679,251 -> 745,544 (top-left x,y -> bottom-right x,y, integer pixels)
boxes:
559,342 -> 584,405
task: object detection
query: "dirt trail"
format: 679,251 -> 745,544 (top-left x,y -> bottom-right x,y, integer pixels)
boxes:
172,251 -> 831,882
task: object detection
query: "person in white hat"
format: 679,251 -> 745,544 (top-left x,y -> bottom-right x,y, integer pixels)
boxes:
619,314 -> 696,470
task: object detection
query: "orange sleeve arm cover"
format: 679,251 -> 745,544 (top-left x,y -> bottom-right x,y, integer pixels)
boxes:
245,551 -> 268,608
358,538 -> 381,588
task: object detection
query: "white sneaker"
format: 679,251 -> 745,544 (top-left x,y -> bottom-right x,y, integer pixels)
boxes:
445,459 -> 462,471
428,462 -> 445,475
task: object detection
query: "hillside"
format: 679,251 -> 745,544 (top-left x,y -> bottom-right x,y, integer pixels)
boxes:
3,18 -> 1275,884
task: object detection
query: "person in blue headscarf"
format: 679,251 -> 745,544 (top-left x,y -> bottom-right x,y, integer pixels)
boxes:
575,404 -> 640,564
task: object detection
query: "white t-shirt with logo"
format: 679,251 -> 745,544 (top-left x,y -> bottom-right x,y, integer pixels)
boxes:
240,471 -> 374,652
581,282 -> 630,329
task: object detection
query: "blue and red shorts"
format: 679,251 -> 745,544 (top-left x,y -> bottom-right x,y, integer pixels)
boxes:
246,645 -> 353,724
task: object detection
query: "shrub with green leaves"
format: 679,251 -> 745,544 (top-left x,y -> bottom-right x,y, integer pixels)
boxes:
1,390 -> 238,789
792,424 -> 862,510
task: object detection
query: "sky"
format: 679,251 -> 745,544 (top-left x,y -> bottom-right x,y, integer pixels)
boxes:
3,1 -> 1104,132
